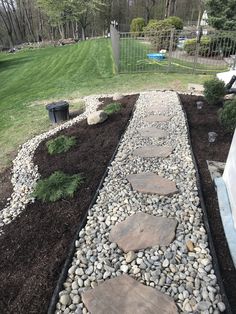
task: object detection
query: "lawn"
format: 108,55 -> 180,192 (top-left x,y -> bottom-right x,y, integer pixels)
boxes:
0,38 -> 211,170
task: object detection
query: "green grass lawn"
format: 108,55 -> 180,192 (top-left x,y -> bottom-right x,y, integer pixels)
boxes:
0,38 -> 212,170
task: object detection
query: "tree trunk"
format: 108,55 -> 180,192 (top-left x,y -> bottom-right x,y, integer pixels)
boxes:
81,27 -> 85,40
58,24 -> 65,39
165,0 -> 170,18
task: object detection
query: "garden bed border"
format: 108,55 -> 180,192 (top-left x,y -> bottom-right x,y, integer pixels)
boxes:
47,97 -> 138,314
178,93 -> 232,314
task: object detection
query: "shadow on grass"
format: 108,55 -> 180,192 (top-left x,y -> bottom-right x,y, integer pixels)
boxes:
0,56 -> 33,72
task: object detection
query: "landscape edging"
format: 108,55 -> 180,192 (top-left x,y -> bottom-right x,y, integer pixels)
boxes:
177,93 -> 232,314
47,96 -> 139,314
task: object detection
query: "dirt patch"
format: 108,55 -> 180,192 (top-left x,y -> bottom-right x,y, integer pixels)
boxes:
0,94 -> 139,314
179,94 -> 236,313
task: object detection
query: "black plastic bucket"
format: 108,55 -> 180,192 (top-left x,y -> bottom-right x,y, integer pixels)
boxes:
46,101 -> 69,124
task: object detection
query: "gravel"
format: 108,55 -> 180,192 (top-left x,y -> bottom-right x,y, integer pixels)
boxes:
52,91 -> 225,314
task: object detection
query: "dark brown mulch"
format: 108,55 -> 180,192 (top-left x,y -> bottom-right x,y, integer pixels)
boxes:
0,168 -> 13,211
179,94 -> 236,313
0,94 -> 139,314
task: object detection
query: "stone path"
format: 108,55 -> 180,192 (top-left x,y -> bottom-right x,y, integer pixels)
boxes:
55,91 -> 225,314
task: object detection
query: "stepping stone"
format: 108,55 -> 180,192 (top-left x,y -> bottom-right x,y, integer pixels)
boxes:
82,275 -> 178,314
109,212 -> 178,252
127,172 -> 178,195
144,115 -> 172,123
139,127 -> 167,138
147,106 -> 169,113
133,145 -> 172,158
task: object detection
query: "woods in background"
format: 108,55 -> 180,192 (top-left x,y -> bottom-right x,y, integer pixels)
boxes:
1,0 -> 234,49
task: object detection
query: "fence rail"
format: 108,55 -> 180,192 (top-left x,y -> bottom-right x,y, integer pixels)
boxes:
110,27 -> 236,74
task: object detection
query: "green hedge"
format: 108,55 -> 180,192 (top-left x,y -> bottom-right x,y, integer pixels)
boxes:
203,78 -> 226,105
219,99 -> 236,132
184,35 -> 236,57
143,16 -> 183,51
130,17 -> 146,35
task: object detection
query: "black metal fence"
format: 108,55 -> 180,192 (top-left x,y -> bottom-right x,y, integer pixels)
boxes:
110,27 -> 236,74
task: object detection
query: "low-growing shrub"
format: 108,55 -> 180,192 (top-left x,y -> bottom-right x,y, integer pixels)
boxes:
46,135 -> 76,155
219,99 -> 236,132
144,17 -> 183,51
33,171 -> 84,202
104,103 -> 122,115
130,17 -> 145,35
184,35 -> 236,57
204,78 -> 226,105
165,16 -> 183,30
184,37 -> 213,56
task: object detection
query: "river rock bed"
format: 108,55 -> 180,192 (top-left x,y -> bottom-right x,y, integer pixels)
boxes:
0,96 -> 101,235
55,91 -> 225,314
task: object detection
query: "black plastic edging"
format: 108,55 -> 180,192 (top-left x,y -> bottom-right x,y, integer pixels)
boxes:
47,96 -> 139,314
177,94 -> 232,314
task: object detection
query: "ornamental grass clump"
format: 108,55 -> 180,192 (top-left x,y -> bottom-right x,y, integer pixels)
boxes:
33,171 -> 84,202
219,99 -> 236,132
104,103 -> 122,115
46,135 -> 76,155
203,78 -> 226,105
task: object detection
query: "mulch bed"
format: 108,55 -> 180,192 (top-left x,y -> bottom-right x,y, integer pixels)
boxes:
179,94 -> 236,313
0,168 -> 12,211
0,94 -> 139,314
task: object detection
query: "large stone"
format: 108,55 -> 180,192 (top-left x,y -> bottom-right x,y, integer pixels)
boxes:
109,212 -> 178,252
133,145 -> 172,158
82,275 -> 178,314
139,128 -> 167,138
87,110 -> 108,125
144,115 -> 173,123
127,172 -> 178,195
113,93 -> 123,101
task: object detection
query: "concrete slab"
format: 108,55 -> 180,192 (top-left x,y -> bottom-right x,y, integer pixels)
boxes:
217,70 -> 236,88
215,177 -> 236,268
207,160 -> 225,181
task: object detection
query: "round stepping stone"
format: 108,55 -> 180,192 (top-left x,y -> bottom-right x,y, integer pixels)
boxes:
127,172 -> 178,195
82,275 -> 178,314
144,115 -> 173,123
139,127 -> 167,138
109,212 -> 178,252
133,145 -> 172,158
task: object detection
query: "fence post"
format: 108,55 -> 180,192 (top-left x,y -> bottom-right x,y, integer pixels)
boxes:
168,29 -> 175,73
193,27 -> 202,74
233,55 -> 236,70
110,25 -> 120,73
